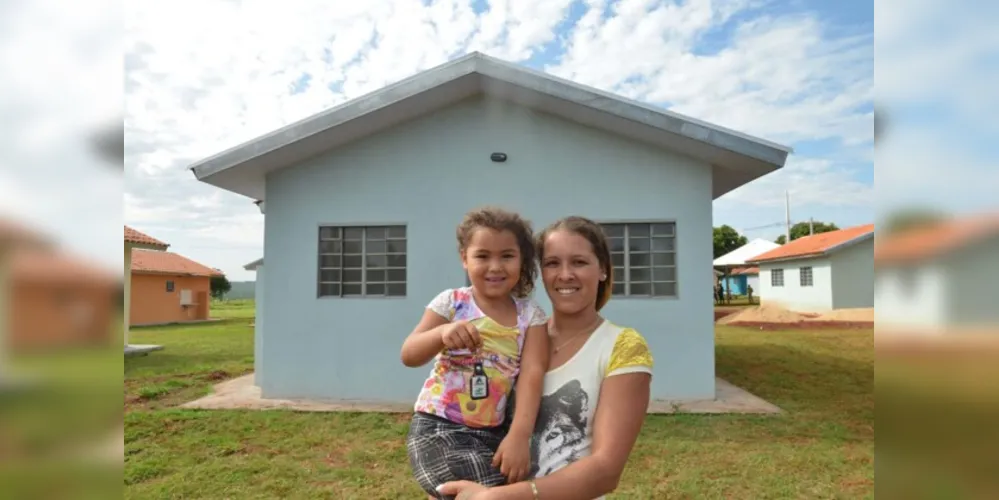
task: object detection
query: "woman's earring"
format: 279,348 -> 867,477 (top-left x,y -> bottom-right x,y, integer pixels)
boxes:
601,274 -> 607,281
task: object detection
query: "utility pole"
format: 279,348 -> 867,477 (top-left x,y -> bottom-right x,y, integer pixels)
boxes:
809,217 -> 814,235
784,190 -> 791,243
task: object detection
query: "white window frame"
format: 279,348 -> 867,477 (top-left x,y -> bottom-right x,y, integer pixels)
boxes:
799,266 -> 814,287
771,268 -> 785,287
600,221 -> 678,298
317,224 -> 407,298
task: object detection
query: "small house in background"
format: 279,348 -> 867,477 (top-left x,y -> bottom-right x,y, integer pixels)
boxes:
8,249 -> 120,351
747,224 -> 875,312
875,212 -> 999,333
244,257 -> 264,385
721,266 -> 759,296
129,248 -> 222,326
713,238 -> 780,296
1,217 -> 120,353
124,225 -> 169,353
189,52 -> 792,404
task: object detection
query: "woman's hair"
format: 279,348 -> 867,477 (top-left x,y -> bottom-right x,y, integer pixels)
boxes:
456,206 -> 537,298
535,216 -> 614,311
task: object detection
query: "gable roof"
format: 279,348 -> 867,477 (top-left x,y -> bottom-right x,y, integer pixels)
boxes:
713,238 -> 781,267
1,217 -> 54,249
747,224 -> 875,264
131,248 -> 221,277
243,257 -> 263,271
189,52 -> 792,202
875,212 -> 999,264
11,248 -> 119,285
125,226 -> 169,249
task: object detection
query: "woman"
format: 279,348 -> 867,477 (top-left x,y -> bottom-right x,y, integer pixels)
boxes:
437,216 -> 654,500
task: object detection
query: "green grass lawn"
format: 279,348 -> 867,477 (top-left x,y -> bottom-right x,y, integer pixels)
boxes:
123,301 -> 875,499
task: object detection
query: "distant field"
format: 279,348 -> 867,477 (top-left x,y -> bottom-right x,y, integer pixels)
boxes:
223,281 -> 255,300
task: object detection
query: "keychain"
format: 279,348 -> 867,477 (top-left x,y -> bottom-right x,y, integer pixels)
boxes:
470,361 -> 489,400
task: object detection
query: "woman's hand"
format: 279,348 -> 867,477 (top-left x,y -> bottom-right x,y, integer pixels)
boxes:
436,480 -> 491,499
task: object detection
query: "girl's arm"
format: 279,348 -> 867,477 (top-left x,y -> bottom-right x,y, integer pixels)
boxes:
506,324 -> 549,439
400,309 -> 450,367
485,372 -> 651,500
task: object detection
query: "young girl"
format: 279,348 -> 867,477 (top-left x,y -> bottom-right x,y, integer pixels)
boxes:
400,206 -> 550,499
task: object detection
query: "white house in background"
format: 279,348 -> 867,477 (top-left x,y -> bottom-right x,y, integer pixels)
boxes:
713,238 -> 780,296
188,52 -> 791,404
243,257 -> 264,382
746,224 -> 875,313
875,213 -> 999,334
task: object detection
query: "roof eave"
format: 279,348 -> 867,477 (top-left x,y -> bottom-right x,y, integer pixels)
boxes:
126,241 -> 170,251
190,52 -> 793,200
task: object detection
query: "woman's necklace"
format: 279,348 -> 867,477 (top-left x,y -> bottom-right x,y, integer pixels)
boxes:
550,315 -> 604,354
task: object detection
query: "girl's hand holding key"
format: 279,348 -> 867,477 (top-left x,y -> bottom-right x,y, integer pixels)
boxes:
441,320 -> 482,350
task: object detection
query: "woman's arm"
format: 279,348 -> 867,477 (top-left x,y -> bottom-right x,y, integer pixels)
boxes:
485,372 -> 651,500
506,324 -> 549,438
400,309 -> 450,367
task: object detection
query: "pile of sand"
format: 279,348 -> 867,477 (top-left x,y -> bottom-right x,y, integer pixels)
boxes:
717,303 -> 811,324
717,304 -> 875,325
809,308 -> 874,322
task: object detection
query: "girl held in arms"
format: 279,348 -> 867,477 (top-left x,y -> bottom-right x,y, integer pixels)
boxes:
400,207 -> 550,500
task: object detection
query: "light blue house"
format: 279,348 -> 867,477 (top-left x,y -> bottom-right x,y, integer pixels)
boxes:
190,52 -> 791,404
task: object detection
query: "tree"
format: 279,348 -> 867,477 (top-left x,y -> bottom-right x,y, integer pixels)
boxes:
881,207 -> 949,234
775,221 -> 840,245
210,274 -> 232,300
713,225 -> 748,258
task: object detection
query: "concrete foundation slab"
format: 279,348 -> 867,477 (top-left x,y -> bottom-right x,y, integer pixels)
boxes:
181,374 -> 782,415
124,344 -> 163,357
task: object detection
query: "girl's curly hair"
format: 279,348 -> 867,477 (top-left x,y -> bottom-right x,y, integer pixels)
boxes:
456,206 -> 537,298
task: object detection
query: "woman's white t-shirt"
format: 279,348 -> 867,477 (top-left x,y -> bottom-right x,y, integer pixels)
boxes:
529,320 -> 654,490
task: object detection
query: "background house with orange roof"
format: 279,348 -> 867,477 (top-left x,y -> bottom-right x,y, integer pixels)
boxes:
746,224 -> 875,312
8,248 -> 120,352
124,225 -> 169,349
2,217 -> 120,354
130,248 -> 222,326
874,213 -> 999,333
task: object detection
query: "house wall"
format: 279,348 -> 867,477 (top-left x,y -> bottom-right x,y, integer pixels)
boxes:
253,265 -> 265,386
720,275 -> 748,295
874,265 -> 947,330
830,237 -> 875,309
758,257 -> 833,312
262,96 -> 716,402
942,234 -> 999,327
8,280 -> 118,351
124,244 -> 132,344
746,274 -> 760,294
129,274 -> 211,326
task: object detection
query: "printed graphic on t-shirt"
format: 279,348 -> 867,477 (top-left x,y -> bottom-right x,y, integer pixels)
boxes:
529,379 -> 590,477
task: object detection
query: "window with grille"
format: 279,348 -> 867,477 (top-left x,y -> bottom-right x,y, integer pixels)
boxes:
317,225 -> 407,297
600,222 -> 677,298
799,266 -> 813,287
771,269 -> 785,287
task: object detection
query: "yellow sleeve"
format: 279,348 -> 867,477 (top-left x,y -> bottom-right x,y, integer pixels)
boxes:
605,328 -> 654,378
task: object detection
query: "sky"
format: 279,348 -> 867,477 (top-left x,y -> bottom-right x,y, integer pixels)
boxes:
9,0 -> 993,284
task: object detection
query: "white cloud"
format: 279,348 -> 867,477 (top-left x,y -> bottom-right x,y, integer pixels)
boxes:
717,156 -> 872,209
0,0 -> 120,272
117,0 -> 874,280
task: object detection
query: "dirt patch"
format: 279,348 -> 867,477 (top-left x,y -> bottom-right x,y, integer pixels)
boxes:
718,304 -> 874,330
203,370 -> 230,382
810,308 -> 874,322
729,321 -> 874,331
718,304 -> 813,325
715,310 -> 738,321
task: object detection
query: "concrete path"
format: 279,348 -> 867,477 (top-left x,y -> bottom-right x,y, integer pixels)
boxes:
181,374 -> 781,415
